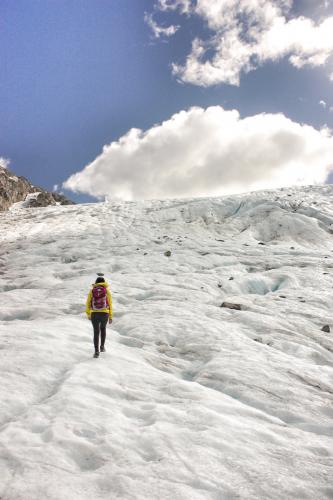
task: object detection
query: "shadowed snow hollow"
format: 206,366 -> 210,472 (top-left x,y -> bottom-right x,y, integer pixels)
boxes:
0,185 -> 332,500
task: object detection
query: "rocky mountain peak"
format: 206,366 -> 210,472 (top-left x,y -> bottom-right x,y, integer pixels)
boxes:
0,166 -> 74,211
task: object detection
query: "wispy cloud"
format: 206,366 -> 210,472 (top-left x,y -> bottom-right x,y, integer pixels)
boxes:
63,106 -> 333,201
144,12 -> 179,39
157,0 -> 193,14
149,0 -> 333,86
0,157 -> 10,169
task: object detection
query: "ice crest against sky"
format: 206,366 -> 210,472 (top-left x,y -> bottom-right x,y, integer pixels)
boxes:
0,185 -> 332,499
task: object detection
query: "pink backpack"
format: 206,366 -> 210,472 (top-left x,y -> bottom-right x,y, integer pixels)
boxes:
92,286 -> 108,310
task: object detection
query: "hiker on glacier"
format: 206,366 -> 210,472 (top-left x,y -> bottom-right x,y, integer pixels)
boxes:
86,276 -> 113,358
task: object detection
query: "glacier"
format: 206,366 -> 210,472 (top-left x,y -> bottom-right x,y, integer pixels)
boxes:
0,185 -> 332,499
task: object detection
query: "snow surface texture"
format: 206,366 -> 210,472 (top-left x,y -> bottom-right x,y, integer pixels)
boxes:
0,185 -> 333,500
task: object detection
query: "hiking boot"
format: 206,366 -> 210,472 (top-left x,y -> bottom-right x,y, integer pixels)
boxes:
100,346 -> 106,353
93,351 -> 99,358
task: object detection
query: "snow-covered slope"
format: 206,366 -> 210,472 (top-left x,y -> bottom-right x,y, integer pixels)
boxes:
0,185 -> 332,500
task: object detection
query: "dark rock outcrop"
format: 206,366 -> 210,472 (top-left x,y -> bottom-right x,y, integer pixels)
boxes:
0,166 -> 74,211
221,302 -> 242,310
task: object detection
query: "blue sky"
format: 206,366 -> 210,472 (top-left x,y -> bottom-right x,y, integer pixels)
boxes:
1,0 -> 333,202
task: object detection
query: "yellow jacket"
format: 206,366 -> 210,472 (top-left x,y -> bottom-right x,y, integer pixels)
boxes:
86,281 -> 112,319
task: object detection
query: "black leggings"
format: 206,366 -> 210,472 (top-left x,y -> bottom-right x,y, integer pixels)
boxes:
91,312 -> 109,352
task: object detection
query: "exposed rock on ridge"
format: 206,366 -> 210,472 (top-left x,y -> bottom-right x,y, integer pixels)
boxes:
0,166 -> 74,211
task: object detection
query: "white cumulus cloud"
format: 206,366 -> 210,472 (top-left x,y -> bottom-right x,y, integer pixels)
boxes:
63,106 -> 333,201
150,0 -> 333,86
